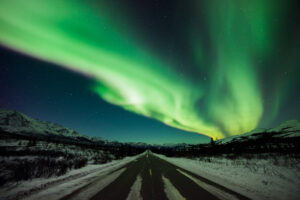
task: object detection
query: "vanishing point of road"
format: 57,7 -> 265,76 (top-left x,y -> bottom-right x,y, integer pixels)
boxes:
59,151 -> 250,200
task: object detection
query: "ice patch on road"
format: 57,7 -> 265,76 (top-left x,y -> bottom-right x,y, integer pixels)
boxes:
177,169 -> 238,200
162,175 -> 186,200
126,174 -> 142,200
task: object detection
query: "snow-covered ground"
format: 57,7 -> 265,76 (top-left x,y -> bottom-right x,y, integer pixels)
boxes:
154,153 -> 300,200
0,138 -> 122,187
0,139 -> 115,163
0,108 -> 93,140
0,152 -> 145,200
217,120 -> 300,144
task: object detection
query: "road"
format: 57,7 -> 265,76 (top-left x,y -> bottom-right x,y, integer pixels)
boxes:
59,151 -> 250,200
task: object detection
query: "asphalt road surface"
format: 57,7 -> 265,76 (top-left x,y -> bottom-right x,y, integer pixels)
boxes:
60,151 -> 250,200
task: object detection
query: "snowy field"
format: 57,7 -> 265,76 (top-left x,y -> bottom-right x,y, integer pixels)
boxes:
0,152 -> 145,200
0,139 -> 116,163
1,150 -> 300,200
154,153 -> 300,200
0,138 -> 123,188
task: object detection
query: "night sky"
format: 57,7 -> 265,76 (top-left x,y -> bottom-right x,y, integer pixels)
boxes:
0,0 -> 299,143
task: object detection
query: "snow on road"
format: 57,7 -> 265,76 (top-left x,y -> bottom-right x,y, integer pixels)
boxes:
155,153 -> 300,200
3,151 -> 299,200
1,154 -> 144,200
61,168 -> 126,200
126,174 -> 142,200
177,169 -> 238,200
162,175 -> 186,200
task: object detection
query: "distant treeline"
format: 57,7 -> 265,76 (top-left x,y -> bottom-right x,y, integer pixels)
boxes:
0,131 -> 145,185
0,131 -> 145,158
2,130 -> 300,160
150,132 -> 300,158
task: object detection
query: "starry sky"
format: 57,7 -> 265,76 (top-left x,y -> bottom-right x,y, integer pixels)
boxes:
0,0 -> 299,143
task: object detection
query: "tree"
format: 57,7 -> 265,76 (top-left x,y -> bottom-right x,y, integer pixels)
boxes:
210,137 -> 215,146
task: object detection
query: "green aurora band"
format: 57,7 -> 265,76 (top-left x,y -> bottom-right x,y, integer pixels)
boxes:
0,0 -> 293,139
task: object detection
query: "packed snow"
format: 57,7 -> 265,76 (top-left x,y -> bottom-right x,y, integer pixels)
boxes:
217,120 -> 300,144
126,175 -> 142,200
0,153 -> 144,200
155,153 -> 300,200
162,175 -> 186,200
0,108 -> 82,138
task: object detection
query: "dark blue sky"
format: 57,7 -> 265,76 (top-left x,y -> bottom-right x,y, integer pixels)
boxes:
0,46 -> 210,144
0,0 -> 299,144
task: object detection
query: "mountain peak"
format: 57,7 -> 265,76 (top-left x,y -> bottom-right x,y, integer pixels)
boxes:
0,108 -> 100,141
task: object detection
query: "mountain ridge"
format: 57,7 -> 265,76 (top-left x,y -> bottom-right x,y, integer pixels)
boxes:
1,108 -> 299,147
217,120 -> 300,145
0,108 -> 102,142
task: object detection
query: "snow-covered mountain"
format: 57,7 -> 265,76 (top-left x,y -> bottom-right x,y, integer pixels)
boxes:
0,108 -> 100,142
0,108 -> 192,148
0,108 -> 160,147
217,120 -> 300,145
3,107 -> 298,148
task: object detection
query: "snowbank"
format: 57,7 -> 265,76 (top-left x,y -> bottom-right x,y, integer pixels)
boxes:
155,153 -> 300,200
0,153 -> 144,200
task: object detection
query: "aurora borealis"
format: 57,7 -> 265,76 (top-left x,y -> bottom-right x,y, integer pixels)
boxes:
0,0 -> 299,141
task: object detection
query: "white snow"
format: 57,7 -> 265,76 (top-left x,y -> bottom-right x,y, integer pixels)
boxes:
177,169 -> 238,200
162,175 -> 186,200
0,138 -> 115,165
0,108 -> 96,141
24,167 -> 126,200
216,120 -> 300,144
155,153 -> 300,200
47,168 -> 126,200
216,129 -> 265,144
0,153 -> 144,200
126,175 -> 143,200
269,120 -> 300,133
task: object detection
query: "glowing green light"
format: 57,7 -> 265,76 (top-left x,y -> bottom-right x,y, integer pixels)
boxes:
0,0 -> 284,139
